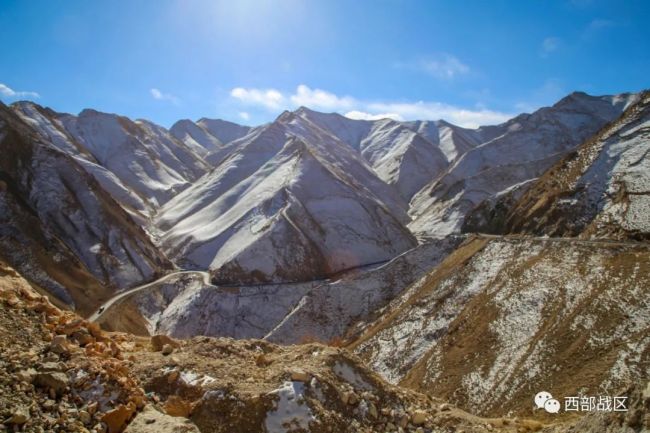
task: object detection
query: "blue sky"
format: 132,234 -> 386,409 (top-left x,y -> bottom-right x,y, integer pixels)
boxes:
1,0 -> 648,128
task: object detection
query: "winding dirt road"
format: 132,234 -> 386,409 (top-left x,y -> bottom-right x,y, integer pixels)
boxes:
88,271 -> 211,322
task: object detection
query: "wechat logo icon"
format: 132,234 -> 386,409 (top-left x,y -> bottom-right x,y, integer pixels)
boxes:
535,391 -> 561,414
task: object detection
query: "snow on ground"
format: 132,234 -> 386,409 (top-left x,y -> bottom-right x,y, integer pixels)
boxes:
264,381 -> 315,433
355,237 -> 650,416
156,112 -> 416,284
408,92 -> 638,237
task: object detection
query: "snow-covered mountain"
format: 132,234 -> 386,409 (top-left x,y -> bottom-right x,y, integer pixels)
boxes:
350,235 -> 650,417
409,92 -> 640,237
12,102 -> 210,216
156,110 -> 416,284
196,117 -> 252,144
0,102 -> 172,314
294,108 -> 451,200
473,91 -> 650,240
3,90 -> 645,318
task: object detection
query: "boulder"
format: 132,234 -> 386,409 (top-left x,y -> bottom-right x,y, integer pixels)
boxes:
163,395 -> 193,417
151,335 -> 180,352
72,329 -> 95,346
15,368 -> 37,383
6,407 -> 30,425
49,334 -> 69,354
411,409 -> 428,425
125,405 -> 200,433
101,404 -> 135,433
34,372 -> 69,395
289,369 -> 311,382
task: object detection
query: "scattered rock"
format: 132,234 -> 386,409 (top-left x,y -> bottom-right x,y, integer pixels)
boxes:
15,368 -> 37,383
40,361 -> 64,372
6,407 -> 30,425
167,370 -> 179,383
161,344 -> 174,356
255,354 -> 271,367
368,402 -> 378,418
411,409 -> 428,425
79,410 -> 92,425
289,369 -> 311,382
72,329 -> 95,346
34,371 -> 69,395
151,335 -> 179,352
163,395 -> 192,417
49,335 -> 69,354
125,406 -> 199,433
101,404 -> 134,433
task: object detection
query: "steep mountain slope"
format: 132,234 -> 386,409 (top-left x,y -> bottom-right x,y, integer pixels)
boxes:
94,237 -> 462,343
170,118 -> 252,157
409,92 -> 639,237
474,91 -> 650,240
351,235 -> 650,418
156,111 -> 415,284
12,102 -> 210,214
358,119 -> 449,200
404,119 -> 486,162
294,108 -> 450,200
170,119 -> 226,156
0,102 -> 172,313
197,117 -> 252,144
293,107 -> 374,150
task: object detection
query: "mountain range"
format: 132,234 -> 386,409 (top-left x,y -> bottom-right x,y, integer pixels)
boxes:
1,90 -> 648,430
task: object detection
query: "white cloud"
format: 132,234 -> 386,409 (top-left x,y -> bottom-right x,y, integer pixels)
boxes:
0,83 -> 40,99
397,54 -> 470,79
150,88 -> 179,104
228,84 -> 513,128
344,111 -> 403,121
290,84 -> 356,111
238,111 -> 250,121
230,87 -> 285,110
540,37 -> 560,57
365,101 -> 512,128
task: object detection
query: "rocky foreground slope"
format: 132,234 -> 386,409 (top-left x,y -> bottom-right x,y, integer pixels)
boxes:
0,260 -> 531,433
3,260 -> 647,433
